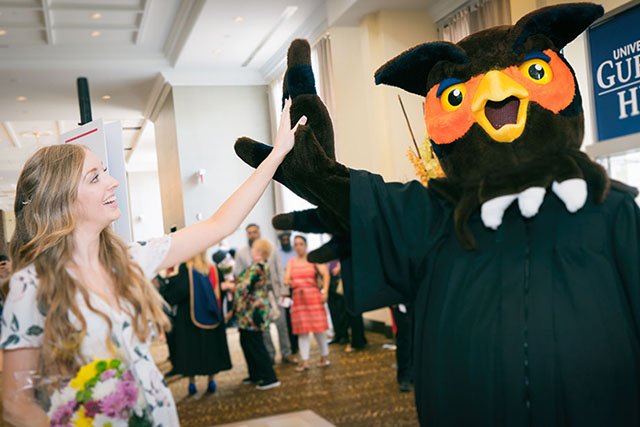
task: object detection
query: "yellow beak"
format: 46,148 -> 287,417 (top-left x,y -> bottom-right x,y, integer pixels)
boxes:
471,70 -> 529,143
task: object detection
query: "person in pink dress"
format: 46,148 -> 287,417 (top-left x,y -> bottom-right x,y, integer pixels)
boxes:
284,235 -> 330,371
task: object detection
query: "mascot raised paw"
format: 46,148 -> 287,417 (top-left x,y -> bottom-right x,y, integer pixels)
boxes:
235,3 -> 640,426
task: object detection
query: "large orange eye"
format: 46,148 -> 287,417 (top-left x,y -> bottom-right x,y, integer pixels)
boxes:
440,83 -> 466,111
519,58 -> 552,84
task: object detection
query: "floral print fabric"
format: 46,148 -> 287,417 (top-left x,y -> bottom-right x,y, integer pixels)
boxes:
0,234 -> 179,426
233,262 -> 271,331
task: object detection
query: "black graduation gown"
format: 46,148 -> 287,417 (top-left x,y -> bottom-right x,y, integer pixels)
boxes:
341,169 -> 640,427
160,263 -> 232,376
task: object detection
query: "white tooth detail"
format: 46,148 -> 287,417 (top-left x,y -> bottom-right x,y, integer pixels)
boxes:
481,193 -> 517,230
517,187 -> 546,218
103,196 -> 116,204
552,179 -> 587,213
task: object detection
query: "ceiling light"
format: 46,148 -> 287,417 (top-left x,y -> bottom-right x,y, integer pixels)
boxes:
0,30 -> 6,36
90,12 -> 102,19
16,96 -> 27,101
212,49 -> 222,55
90,31 -> 101,37
102,95 -> 111,100
233,16 -> 244,23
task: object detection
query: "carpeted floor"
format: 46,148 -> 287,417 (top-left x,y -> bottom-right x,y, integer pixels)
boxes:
0,328 -> 419,426
158,327 -> 418,426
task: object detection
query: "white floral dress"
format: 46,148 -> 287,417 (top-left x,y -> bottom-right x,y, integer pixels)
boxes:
0,235 -> 179,427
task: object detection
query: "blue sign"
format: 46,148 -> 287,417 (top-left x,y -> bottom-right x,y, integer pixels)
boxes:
588,2 -> 640,142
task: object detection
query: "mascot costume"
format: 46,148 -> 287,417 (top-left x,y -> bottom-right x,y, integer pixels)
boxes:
235,3 -> 640,426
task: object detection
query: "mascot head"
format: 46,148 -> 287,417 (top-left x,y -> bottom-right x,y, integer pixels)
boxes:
375,3 -> 603,184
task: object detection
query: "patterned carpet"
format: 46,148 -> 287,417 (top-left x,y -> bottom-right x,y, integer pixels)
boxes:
157,327 -> 418,426
0,328 -> 419,426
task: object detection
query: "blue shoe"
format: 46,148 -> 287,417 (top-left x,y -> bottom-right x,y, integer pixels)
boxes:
188,383 -> 197,396
206,380 -> 216,394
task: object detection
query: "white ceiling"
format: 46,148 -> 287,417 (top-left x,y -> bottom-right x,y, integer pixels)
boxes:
0,0 -> 442,211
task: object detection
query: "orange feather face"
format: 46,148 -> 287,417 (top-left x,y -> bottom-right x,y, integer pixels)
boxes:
425,49 -> 575,146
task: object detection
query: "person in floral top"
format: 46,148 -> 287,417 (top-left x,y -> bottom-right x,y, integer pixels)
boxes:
233,239 -> 280,390
0,99 -> 303,426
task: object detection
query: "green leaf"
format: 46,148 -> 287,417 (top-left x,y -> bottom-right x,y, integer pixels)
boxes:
1,335 -> 20,348
87,376 -> 99,388
128,414 -> 153,427
109,359 -> 121,369
26,325 -> 43,336
95,360 -> 108,373
10,314 -> 19,332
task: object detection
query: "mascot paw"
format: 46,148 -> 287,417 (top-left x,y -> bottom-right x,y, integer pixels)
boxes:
552,178 -> 587,213
517,187 -> 546,218
481,194 -> 518,230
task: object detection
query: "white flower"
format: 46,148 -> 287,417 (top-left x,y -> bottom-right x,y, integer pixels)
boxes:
91,377 -> 118,401
48,385 -> 78,417
94,413 -> 128,427
134,388 -> 148,416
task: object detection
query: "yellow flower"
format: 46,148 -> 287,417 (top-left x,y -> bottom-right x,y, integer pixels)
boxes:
70,359 -> 101,390
72,407 -> 94,427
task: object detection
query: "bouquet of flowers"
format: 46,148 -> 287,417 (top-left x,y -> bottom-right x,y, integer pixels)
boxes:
48,358 -> 151,427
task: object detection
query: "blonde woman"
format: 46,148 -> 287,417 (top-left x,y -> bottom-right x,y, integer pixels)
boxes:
0,100 -> 304,426
160,252 -> 231,396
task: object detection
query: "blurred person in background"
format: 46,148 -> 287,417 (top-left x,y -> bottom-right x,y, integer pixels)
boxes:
285,235 -> 330,371
160,252 -> 232,395
232,239 -> 281,390
234,224 -> 295,364
327,260 -> 367,352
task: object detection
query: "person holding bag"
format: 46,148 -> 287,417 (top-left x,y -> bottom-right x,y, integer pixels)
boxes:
232,239 -> 281,390
284,235 -> 330,371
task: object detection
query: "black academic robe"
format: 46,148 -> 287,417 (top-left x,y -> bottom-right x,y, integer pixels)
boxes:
160,263 -> 232,376
341,169 -> 640,427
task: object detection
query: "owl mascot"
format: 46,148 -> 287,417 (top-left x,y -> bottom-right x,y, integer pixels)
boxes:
235,3 -> 640,426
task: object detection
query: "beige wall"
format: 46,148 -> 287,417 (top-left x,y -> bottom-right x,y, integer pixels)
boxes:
510,0 -> 629,22
329,9 -> 438,183
171,85 -> 277,250
128,170 -> 164,242
153,90 -> 185,233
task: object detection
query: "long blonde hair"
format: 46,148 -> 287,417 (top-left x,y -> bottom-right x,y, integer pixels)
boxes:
8,144 -> 170,381
188,251 -> 210,276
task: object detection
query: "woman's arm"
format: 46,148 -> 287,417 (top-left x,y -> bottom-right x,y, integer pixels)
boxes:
283,262 -> 292,287
2,348 -> 48,426
158,100 -> 306,272
318,264 -> 330,303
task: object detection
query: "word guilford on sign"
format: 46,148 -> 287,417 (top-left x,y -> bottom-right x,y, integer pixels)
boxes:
588,2 -> 640,142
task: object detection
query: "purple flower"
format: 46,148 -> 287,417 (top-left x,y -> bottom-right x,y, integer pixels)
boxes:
100,369 -> 117,381
84,400 -> 101,418
122,369 -> 134,382
100,391 -> 129,419
50,399 -> 78,426
117,379 -> 140,408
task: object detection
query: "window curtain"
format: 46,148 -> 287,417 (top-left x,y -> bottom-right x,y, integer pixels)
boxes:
267,35 -> 335,249
438,0 -> 511,43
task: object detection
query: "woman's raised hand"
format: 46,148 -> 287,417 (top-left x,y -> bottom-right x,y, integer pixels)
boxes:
273,98 -> 307,158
